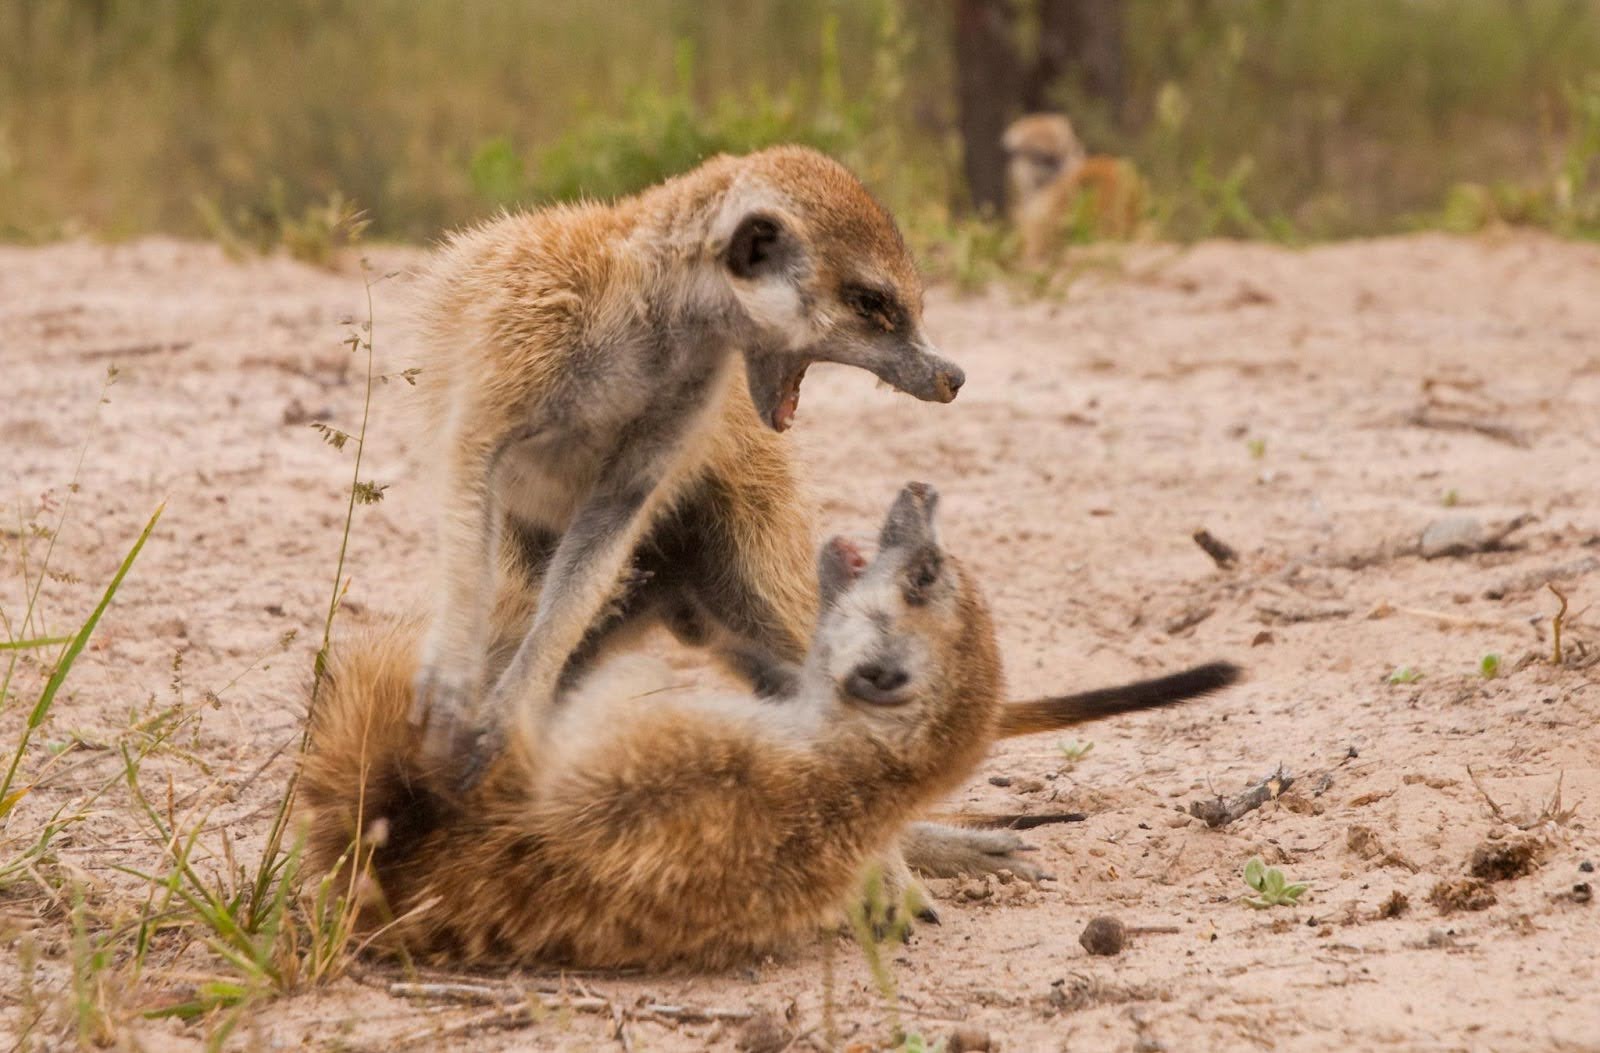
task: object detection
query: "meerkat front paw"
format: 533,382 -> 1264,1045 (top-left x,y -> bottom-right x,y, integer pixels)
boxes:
410,663 -> 474,730
850,846 -> 940,945
900,822 -> 1052,883
409,664 -> 493,785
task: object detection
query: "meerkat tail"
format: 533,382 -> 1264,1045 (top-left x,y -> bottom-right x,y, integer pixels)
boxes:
995,661 -> 1242,739
299,619 -> 454,879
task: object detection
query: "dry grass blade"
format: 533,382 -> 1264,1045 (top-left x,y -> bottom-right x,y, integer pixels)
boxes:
1548,582 -> 1569,665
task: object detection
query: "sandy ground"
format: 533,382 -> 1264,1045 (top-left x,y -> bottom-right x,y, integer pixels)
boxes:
2,232 -> 1599,1051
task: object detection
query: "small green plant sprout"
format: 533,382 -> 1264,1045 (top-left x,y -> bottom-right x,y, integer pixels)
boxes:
1387,665 -> 1422,685
1479,653 -> 1501,680
1442,488 -> 1460,507
1058,739 -> 1095,769
895,1032 -> 948,1053
1246,437 -> 1267,460
1242,856 -> 1309,909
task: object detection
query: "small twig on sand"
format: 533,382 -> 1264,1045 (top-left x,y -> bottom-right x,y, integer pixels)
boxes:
1192,528 -> 1239,569
1367,601 -> 1534,634
643,1005 -> 758,1024
389,981 -> 509,1004
390,1004 -> 543,1046
1164,604 -> 1215,635
612,1004 -> 634,1052
1466,765 -> 1509,824
1468,766 -> 1578,829
386,981 -> 753,1029
977,812 -> 1088,829
1189,766 -> 1295,827
1548,582 -> 1569,665
1405,408 -> 1531,448
1256,602 -> 1352,625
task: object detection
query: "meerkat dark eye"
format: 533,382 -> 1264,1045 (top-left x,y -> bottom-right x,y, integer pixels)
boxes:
902,546 -> 943,606
1031,152 -> 1063,177
843,284 -> 901,332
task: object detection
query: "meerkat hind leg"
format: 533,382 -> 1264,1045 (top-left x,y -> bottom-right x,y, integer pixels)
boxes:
901,822 -> 1050,882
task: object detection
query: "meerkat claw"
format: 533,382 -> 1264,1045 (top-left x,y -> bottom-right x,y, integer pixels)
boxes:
451,724 -> 504,793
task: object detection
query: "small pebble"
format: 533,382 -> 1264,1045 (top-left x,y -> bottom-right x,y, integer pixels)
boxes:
1580,860 -> 1594,873
734,1011 -> 790,1053
1420,515 -> 1485,559
988,775 -> 1013,787
1079,915 -> 1127,956
945,1024 -> 993,1053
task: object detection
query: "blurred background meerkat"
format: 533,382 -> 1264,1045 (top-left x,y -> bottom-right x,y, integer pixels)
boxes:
1003,112 -> 1144,263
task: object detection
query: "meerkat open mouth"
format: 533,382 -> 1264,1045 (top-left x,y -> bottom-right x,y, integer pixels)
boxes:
772,363 -> 809,432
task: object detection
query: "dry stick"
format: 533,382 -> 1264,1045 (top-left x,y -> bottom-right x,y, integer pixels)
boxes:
1405,408 -> 1531,448
387,981 -> 753,1023
1548,582 -> 1569,665
612,1004 -> 634,1053
977,811 -> 1088,829
1371,602 -> 1533,634
1192,528 -> 1239,569
388,981 -> 505,1004
1189,766 -> 1295,828
1466,765 -> 1510,824
389,1003 -> 545,1047
1256,602 -> 1353,625
75,340 -> 191,362
1164,604 -> 1216,635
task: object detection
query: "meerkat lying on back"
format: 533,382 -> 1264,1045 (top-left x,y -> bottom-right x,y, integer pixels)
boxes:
1004,113 -> 1144,263
409,146 -> 966,785
302,484 -> 1240,969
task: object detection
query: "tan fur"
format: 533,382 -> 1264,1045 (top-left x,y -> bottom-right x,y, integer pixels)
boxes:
301,476 -> 1241,970
1003,113 -> 1144,262
302,496 -> 1003,970
409,146 -> 959,777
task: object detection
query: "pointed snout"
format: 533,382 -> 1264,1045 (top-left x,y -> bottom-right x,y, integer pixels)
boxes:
904,341 -> 964,404
825,336 -> 965,405
936,358 -> 965,401
878,482 -> 939,549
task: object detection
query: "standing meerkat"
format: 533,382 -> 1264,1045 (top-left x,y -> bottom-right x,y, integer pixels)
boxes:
302,484 -> 1241,969
1003,113 -> 1144,263
409,146 -> 966,782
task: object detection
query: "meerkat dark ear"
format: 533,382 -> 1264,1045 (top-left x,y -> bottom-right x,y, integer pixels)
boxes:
725,213 -> 791,279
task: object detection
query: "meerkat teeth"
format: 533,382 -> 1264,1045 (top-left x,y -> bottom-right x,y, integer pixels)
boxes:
403,146 -> 961,792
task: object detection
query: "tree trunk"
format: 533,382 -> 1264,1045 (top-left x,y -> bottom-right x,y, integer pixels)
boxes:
1027,0 -> 1126,124
952,0 -> 1023,215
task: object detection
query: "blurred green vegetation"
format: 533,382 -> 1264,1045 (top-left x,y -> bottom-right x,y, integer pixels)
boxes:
2,0 -> 1598,250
